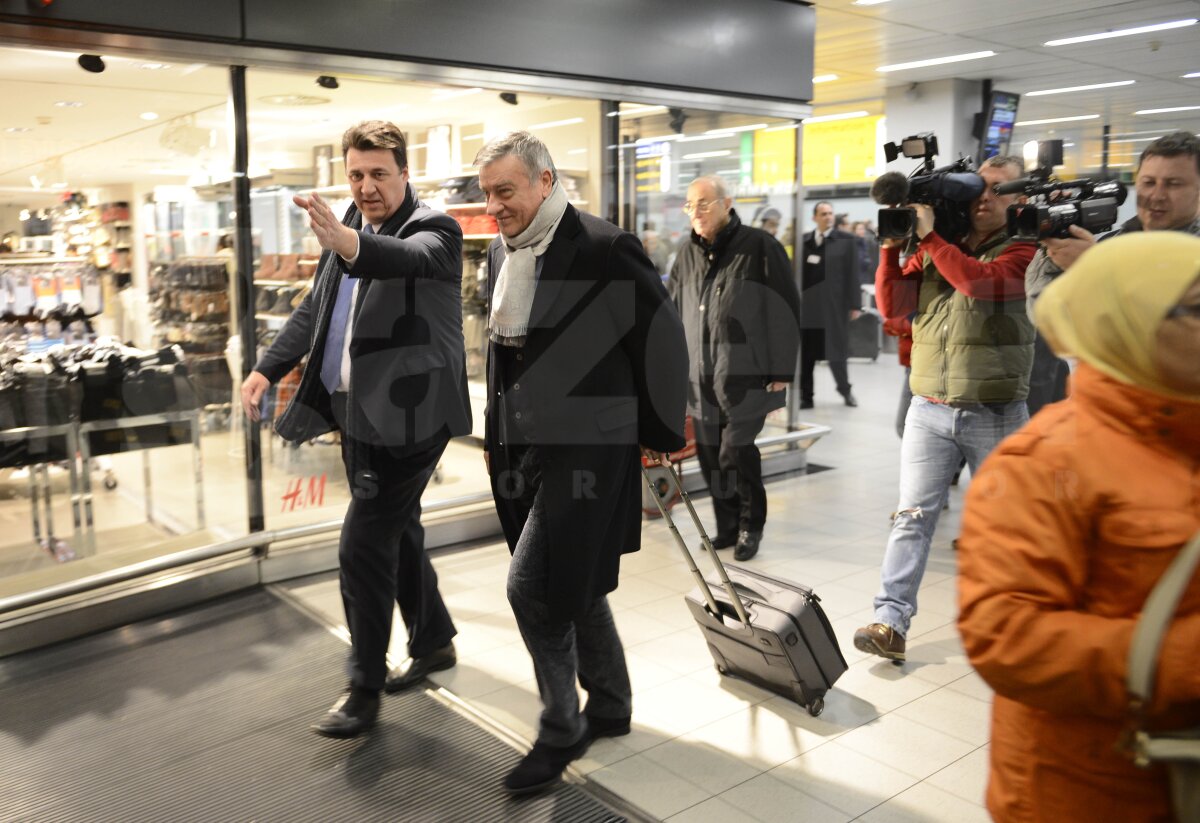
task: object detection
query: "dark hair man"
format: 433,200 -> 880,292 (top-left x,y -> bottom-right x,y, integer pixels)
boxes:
800,200 -> 863,409
854,155 -> 1037,663
669,175 -> 801,562
476,131 -> 687,796
1024,131 -> 1200,414
241,120 -> 471,737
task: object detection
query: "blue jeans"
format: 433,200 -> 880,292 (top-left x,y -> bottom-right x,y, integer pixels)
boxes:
873,396 -> 1028,635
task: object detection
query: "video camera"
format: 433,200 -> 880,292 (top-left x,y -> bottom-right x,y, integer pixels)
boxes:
1001,140 -> 1127,241
869,133 -> 985,242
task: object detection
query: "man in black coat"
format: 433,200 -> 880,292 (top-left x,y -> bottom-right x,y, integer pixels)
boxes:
242,121 -> 471,738
800,201 -> 862,408
476,131 -> 687,796
669,175 -> 801,562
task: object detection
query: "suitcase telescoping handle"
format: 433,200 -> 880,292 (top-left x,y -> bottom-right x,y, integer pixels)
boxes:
640,465 -> 751,628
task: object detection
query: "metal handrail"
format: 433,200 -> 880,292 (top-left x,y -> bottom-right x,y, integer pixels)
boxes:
0,491 -> 494,615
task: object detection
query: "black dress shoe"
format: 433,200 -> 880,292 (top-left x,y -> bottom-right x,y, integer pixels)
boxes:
709,532 -> 738,551
384,642 -> 456,693
841,391 -> 858,407
799,400 -> 814,409
503,735 -> 591,796
586,714 -> 631,741
733,530 -> 762,561
312,686 -> 379,738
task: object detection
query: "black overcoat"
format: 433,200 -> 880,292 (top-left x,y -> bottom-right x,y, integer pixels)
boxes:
800,227 -> 861,364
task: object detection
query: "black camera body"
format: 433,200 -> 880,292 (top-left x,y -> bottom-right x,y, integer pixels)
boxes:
1003,177 -> 1127,241
871,133 -> 985,242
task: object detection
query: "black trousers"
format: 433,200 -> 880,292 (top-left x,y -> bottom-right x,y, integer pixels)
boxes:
694,412 -> 767,539
332,393 -> 456,691
799,327 -> 851,403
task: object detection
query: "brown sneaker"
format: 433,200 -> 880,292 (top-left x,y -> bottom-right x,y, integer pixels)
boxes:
853,623 -> 906,661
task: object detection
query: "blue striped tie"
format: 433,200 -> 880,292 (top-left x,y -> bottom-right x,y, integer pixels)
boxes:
319,224 -> 370,393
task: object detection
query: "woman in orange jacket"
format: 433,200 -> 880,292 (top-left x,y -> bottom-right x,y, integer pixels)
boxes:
957,231 -> 1200,822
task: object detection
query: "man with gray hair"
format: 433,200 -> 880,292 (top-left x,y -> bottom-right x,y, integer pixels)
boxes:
668,174 -> 800,562
476,131 -> 688,795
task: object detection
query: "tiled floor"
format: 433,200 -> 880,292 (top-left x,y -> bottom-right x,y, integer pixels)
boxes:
283,356 -> 993,822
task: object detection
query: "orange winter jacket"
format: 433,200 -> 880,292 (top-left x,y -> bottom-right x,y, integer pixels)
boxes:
958,363 -> 1200,823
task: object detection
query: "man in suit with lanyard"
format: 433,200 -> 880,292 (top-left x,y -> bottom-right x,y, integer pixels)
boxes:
799,201 -> 863,409
476,131 -> 688,795
242,120 -> 471,737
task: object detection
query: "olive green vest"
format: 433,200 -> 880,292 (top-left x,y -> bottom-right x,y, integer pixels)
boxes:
909,232 -> 1034,404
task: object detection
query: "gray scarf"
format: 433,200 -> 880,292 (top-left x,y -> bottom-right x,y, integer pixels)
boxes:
489,181 -> 568,347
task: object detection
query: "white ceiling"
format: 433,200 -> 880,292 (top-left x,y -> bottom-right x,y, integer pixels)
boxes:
1,1 -> 1198,208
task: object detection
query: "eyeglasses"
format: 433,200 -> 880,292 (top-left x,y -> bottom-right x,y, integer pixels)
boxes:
1166,303 -> 1200,320
682,199 -> 721,216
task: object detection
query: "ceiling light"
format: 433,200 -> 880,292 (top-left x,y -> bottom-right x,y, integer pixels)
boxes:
527,117 -> 584,130
1025,80 -> 1135,96
607,105 -> 668,118
1014,114 -> 1100,126
803,110 -> 870,124
1185,72 -> 1200,79
431,87 -> 483,100
258,94 -> 330,106
1063,143 -> 1075,147
140,112 -> 160,121
812,74 -> 838,84
764,123 -> 800,132
77,54 -> 105,73
1111,136 -> 1164,143
1106,162 -> 1134,167
877,51 -> 995,73
682,150 -> 732,160
853,0 -> 892,5
1135,105 -> 1200,115
5,126 -> 32,133
1044,18 -> 1197,47
54,101 -> 84,108
139,62 -> 171,70
1109,129 -> 1179,138
567,148 -> 588,155
704,123 -> 769,135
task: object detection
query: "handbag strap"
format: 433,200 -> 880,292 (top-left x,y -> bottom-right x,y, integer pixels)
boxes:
1128,531 -> 1200,705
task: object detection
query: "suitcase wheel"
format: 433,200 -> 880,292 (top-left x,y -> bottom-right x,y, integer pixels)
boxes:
715,663 -> 727,675
807,697 -> 824,717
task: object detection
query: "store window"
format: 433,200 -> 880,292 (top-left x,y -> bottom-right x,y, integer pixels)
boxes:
244,68 -> 604,530
0,46 -> 245,597
613,104 -> 799,431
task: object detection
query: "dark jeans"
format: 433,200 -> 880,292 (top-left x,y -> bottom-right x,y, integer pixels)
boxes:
1026,331 -> 1070,417
694,413 -> 767,539
504,472 -> 632,748
799,328 -> 851,403
332,393 -> 456,691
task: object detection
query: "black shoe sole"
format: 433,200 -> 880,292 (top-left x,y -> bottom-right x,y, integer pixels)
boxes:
311,720 -> 375,738
383,656 -> 457,693
503,775 -> 562,797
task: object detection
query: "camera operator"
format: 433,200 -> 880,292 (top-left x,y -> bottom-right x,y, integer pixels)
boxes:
1024,131 -> 1200,413
854,155 -> 1037,663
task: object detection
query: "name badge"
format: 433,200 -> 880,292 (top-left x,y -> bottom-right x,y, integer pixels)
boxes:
807,254 -> 821,265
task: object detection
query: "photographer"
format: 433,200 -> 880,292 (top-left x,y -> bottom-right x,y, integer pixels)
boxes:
1024,131 -> 1200,413
854,155 -> 1037,663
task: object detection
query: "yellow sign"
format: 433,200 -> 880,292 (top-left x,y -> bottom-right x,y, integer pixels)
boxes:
753,128 -> 796,187
802,116 -> 884,186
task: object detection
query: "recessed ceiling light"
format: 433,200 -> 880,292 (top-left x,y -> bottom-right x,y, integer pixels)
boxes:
139,62 -> 172,70
140,112 -> 160,121
258,94 -> 330,106
812,74 -> 839,84
853,0 -> 892,5
1025,80 -> 1135,96
1014,115 -> 1100,126
1044,18 -> 1197,47
877,51 -> 996,73
5,126 -> 32,133
527,117 -> 585,130
1184,72 -> 1200,79
1063,143 -> 1075,147
607,105 -> 668,118
1135,105 -> 1200,115
764,123 -> 801,132
54,101 -> 84,108
802,110 -> 870,124
704,123 -> 769,135
683,150 -> 733,160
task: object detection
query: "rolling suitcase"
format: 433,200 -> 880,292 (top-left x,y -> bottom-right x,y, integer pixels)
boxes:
640,465 -> 847,716
848,309 -> 882,361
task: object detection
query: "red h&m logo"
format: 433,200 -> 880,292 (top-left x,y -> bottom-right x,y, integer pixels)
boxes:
281,474 -> 327,512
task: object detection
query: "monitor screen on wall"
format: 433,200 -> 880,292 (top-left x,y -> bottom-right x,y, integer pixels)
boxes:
978,91 -> 1020,162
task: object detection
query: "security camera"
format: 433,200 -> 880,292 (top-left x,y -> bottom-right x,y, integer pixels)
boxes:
316,75 -> 339,90
78,54 -> 106,74
499,92 -> 519,106
668,107 -> 688,134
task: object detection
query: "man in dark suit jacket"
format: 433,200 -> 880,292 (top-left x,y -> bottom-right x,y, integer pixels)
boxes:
241,121 -> 471,738
475,131 -> 687,796
800,201 -> 863,408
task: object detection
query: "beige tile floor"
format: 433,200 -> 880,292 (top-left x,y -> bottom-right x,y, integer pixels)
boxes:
282,356 -> 992,822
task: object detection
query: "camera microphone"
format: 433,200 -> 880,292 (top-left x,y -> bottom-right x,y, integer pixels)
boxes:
871,171 -> 910,206
993,178 -> 1033,196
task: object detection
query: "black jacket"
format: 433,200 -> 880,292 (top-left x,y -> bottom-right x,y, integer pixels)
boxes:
801,227 -> 862,363
255,184 -> 471,465
668,210 -> 800,421
485,205 -> 688,621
